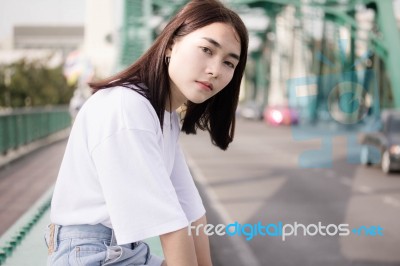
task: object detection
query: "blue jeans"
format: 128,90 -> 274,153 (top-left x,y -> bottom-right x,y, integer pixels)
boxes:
44,223 -> 164,265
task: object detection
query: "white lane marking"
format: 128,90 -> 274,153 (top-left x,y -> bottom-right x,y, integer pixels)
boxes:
356,185 -> 373,194
340,177 -> 353,187
339,178 -> 373,194
383,196 -> 400,208
185,154 -> 262,266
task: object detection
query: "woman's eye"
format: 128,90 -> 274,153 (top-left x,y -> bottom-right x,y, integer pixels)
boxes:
225,61 -> 235,69
201,47 -> 212,55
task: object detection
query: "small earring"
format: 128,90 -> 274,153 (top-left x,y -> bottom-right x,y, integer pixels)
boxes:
165,56 -> 170,65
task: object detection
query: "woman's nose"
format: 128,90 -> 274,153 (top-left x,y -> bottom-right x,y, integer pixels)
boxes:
206,61 -> 220,79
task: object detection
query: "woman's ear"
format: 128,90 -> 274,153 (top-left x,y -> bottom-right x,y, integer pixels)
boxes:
165,39 -> 176,57
165,47 -> 172,57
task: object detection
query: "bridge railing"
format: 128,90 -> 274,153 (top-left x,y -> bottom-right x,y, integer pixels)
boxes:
0,106 -> 71,155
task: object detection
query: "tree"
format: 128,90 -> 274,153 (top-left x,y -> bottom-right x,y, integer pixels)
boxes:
0,58 -> 74,108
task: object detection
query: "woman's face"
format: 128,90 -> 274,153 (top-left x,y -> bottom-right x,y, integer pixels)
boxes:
167,22 -> 241,109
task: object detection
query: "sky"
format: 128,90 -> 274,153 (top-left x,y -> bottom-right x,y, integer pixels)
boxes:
0,0 -> 86,42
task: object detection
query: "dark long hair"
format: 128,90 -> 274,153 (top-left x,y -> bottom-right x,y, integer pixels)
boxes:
89,0 -> 248,150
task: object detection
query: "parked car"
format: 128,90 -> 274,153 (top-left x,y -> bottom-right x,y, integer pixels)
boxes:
237,101 -> 264,120
360,109 -> 400,174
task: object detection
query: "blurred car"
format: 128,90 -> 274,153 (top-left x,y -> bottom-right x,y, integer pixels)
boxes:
360,109 -> 400,174
237,101 -> 264,120
263,105 -> 299,126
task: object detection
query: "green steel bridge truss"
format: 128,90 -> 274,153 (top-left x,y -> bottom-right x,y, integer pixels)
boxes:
119,0 -> 400,110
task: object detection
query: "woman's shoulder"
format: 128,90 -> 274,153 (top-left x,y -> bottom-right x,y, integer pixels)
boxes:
81,86 -> 160,132
91,85 -> 149,105
87,85 -> 150,110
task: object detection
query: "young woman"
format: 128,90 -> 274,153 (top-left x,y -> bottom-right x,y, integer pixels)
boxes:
45,0 -> 248,265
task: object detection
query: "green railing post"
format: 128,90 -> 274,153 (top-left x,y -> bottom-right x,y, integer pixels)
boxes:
0,107 -> 71,156
0,116 -> 6,154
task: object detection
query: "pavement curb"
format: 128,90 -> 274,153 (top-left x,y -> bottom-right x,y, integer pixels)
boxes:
0,184 -> 54,265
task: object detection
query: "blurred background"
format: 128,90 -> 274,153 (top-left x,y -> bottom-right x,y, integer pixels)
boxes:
0,0 -> 400,265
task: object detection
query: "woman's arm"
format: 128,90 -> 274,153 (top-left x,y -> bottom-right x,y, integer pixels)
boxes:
191,215 -> 213,266
160,227 -> 198,266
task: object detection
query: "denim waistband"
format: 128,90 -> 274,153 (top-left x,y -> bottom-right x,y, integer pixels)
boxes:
53,223 -> 137,249
57,223 -> 112,241
46,224 -> 162,265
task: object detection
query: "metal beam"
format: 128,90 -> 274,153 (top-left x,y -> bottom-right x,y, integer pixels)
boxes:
234,0 -> 399,108
375,0 -> 400,108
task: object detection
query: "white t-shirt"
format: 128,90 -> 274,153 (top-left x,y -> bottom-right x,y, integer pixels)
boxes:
51,86 -> 205,244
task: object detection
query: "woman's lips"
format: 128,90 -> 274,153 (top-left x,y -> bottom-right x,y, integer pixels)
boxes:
196,81 -> 213,91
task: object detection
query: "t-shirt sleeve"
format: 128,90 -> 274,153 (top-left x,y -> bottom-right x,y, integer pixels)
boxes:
170,142 -> 206,223
91,128 -> 189,245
